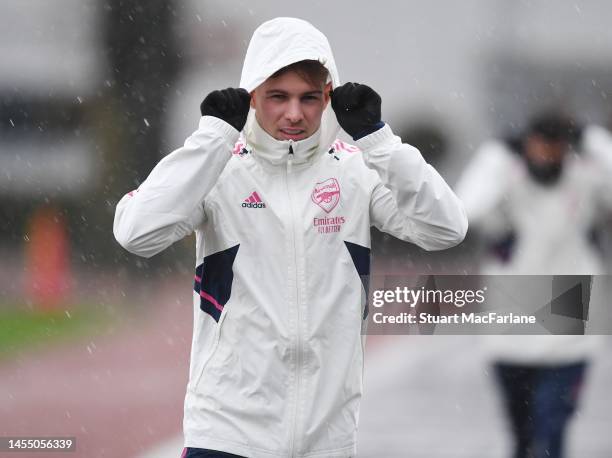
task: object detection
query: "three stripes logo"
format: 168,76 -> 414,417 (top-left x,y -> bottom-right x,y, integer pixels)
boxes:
242,191 -> 266,208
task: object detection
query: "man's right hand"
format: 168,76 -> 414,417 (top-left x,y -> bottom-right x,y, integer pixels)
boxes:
200,88 -> 251,132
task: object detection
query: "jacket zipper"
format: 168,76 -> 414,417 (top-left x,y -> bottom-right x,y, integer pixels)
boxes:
287,142 -> 294,174
286,140 -> 300,457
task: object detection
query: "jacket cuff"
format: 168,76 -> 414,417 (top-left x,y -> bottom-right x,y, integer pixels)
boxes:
352,121 -> 386,140
355,123 -> 394,152
200,115 -> 241,144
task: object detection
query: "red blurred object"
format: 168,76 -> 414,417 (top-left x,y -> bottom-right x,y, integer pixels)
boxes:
25,206 -> 71,309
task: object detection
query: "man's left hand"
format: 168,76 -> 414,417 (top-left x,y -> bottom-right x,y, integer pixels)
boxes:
331,82 -> 382,139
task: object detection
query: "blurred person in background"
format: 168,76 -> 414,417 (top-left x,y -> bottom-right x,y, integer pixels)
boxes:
113,17 -> 466,458
457,112 -> 612,458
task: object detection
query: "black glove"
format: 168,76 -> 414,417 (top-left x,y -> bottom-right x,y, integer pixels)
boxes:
331,82 -> 382,139
200,88 -> 251,132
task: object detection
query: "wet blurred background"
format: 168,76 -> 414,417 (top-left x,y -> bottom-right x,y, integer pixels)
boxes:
1,1 -> 612,457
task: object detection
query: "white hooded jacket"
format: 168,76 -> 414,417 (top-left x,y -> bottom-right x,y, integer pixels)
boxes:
456,126 -> 612,365
114,17 -> 467,458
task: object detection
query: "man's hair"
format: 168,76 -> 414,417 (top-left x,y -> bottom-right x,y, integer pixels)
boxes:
270,60 -> 329,87
527,112 -> 578,143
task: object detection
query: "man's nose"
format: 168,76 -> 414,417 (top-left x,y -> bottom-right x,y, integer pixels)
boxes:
285,99 -> 304,123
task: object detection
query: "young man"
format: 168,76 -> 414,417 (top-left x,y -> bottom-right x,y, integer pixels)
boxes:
114,17 -> 467,458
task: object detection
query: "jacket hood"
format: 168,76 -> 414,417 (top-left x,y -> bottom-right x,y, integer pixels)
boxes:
239,17 -> 341,163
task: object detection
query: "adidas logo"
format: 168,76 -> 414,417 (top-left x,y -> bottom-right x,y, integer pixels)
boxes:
242,191 -> 266,208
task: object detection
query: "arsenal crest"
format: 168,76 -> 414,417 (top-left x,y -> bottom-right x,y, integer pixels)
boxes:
311,178 -> 340,213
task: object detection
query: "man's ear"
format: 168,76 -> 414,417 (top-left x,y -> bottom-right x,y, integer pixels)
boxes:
323,82 -> 332,107
250,90 -> 256,108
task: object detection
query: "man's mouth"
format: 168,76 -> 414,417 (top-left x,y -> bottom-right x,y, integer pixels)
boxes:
279,128 -> 306,140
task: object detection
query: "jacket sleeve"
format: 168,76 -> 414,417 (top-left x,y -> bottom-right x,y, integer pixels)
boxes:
456,140 -> 519,239
356,124 -> 468,250
582,125 -> 612,210
113,116 -> 239,258
455,140 -> 516,227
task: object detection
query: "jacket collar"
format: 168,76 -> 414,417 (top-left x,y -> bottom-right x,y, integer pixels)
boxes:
245,117 -> 322,166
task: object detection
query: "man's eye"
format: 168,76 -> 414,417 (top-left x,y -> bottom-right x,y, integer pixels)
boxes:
302,95 -> 320,102
270,94 -> 286,100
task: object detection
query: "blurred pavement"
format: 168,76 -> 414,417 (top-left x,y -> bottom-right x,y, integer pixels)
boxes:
0,279 -> 192,458
140,335 -> 612,458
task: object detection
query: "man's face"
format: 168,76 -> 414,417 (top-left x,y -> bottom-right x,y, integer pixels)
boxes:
251,70 -> 331,141
523,134 -> 568,185
524,135 -> 568,166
